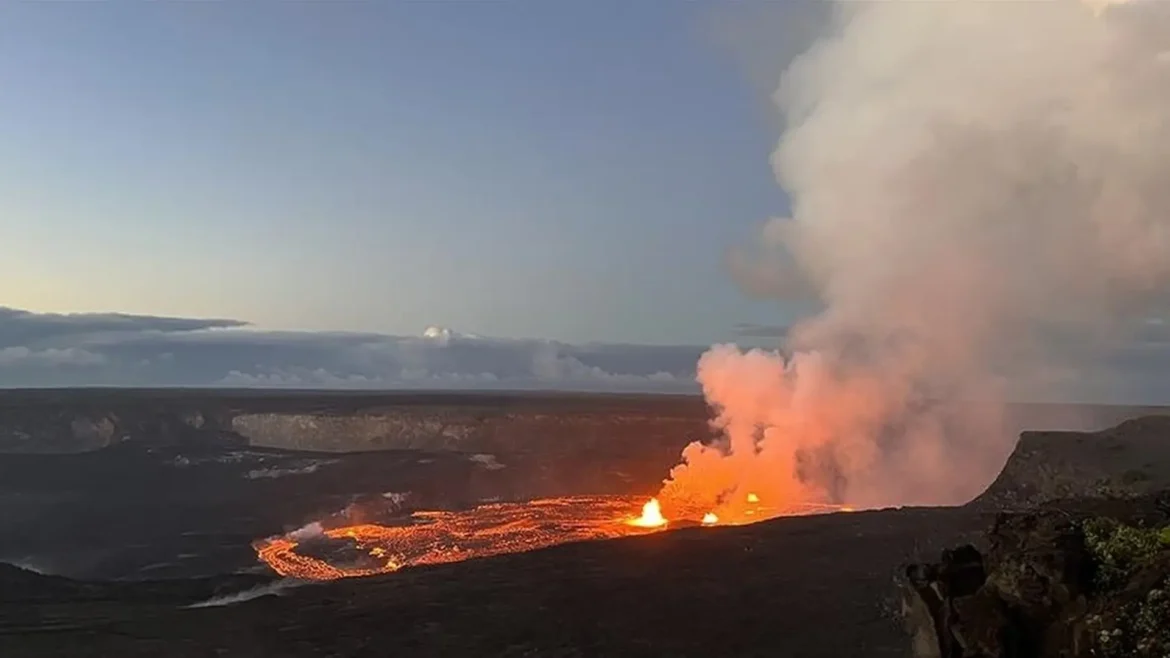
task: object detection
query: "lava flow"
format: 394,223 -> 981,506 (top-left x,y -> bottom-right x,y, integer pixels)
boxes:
255,492 -> 853,581
256,495 -> 670,580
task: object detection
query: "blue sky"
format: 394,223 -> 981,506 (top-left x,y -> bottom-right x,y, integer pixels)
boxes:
0,1 -> 800,346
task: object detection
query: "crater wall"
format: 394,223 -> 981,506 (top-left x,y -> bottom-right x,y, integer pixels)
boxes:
0,389 -> 711,455
972,415 -> 1170,508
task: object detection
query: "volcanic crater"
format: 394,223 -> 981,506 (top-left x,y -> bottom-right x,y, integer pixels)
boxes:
2,389 -> 1168,657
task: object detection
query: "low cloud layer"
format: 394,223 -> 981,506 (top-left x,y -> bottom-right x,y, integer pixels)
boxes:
0,308 -> 701,391
3,307 -> 1170,400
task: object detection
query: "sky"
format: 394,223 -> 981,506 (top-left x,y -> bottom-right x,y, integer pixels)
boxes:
2,3 -> 1169,400
0,0 -> 804,347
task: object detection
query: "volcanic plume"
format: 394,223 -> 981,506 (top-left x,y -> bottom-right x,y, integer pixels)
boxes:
252,0 -> 1170,582
659,0 -> 1170,522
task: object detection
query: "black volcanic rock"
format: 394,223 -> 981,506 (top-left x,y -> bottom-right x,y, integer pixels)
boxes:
901,493 -> 1170,658
0,506 -> 986,658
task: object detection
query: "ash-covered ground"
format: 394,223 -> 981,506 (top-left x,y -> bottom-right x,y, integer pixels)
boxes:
0,389 -> 1167,657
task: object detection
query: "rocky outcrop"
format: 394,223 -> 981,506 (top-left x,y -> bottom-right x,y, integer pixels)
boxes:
901,493 -> 1170,657
906,412 -> 1170,656
973,416 -> 1170,509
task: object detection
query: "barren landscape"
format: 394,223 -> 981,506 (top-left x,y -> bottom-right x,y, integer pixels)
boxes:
9,0 -> 1170,656
2,390 -> 1169,657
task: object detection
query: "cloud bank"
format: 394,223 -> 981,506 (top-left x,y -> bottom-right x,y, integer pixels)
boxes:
0,308 -> 700,391
3,306 -> 1170,401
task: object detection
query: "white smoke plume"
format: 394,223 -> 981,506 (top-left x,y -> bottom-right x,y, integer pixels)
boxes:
187,579 -> 306,608
661,0 -> 1170,518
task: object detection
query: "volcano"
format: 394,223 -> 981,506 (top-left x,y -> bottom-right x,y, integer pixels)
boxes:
2,390 -> 1168,657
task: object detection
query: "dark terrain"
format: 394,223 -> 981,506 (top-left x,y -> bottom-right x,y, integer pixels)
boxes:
0,389 -> 1168,657
903,490 -> 1170,657
2,507 -> 986,658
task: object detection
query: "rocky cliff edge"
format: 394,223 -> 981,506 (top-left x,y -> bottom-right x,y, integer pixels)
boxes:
972,415 -> 1170,509
902,494 -> 1170,657
905,413 -> 1170,657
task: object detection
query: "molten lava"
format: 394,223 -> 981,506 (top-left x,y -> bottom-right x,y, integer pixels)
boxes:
255,491 -> 857,581
626,498 -> 667,528
255,495 -> 669,581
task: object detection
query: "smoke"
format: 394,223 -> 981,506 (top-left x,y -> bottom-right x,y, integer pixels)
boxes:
661,0 -> 1170,517
187,579 -> 305,608
287,522 -> 326,543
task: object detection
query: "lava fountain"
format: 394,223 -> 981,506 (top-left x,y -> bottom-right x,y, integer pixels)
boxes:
626,498 -> 667,528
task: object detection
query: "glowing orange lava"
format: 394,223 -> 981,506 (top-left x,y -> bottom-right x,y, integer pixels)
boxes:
626,498 -> 667,528
255,495 -> 668,580
255,493 -> 856,581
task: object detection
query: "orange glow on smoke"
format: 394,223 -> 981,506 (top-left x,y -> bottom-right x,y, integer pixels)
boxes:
626,498 -> 667,528
655,481 -> 853,528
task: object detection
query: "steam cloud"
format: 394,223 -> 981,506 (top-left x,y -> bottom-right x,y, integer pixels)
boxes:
661,0 -> 1170,517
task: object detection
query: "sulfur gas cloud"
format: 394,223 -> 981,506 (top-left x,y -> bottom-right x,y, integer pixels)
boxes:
660,0 -> 1170,519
